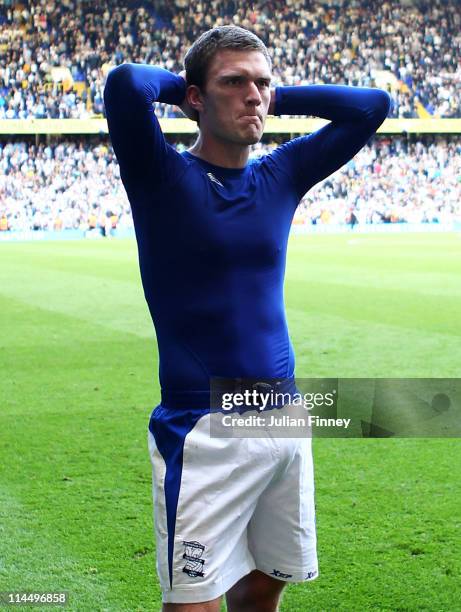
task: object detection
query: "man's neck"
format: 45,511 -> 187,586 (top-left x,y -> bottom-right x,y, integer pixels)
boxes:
188,134 -> 250,169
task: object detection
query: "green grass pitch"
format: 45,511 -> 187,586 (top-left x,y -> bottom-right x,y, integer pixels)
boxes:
1,233 -> 460,611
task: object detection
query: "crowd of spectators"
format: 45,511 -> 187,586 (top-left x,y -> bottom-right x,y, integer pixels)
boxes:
294,135 -> 461,226
0,0 -> 459,120
1,135 -> 459,233
0,139 -> 132,234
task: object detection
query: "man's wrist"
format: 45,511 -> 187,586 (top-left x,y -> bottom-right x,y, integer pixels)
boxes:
268,89 -> 276,115
177,71 -> 198,122
177,70 -> 187,103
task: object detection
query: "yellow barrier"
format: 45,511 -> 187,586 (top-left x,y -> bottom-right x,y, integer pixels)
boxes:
0,118 -> 460,135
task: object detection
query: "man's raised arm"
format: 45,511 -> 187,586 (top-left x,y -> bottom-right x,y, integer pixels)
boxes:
269,85 -> 391,198
103,64 -> 187,196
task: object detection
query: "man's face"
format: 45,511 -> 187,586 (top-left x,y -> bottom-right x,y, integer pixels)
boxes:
195,49 -> 272,146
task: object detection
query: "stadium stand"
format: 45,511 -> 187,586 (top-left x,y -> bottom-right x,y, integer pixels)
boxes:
1,136 -> 459,233
0,0 -> 459,119
0,0 -> 459,235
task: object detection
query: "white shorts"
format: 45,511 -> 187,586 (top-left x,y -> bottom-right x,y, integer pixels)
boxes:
148,405 -> 318,604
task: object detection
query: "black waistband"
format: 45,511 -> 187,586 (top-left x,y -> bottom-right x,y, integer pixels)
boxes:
161,377 -> 298,412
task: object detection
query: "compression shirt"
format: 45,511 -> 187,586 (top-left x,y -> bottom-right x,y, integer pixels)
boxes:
104,64 -> 390,405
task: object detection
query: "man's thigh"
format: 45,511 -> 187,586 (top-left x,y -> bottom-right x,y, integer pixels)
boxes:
148,407 -> 281,605
163,596 -> 221,612
226,570 -> 286,612
247,435 -> 319,583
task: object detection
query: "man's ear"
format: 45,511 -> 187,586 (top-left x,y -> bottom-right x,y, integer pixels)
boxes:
186,85 -> 205,115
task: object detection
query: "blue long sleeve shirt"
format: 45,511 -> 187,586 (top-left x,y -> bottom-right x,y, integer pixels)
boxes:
104,64 -> 390,406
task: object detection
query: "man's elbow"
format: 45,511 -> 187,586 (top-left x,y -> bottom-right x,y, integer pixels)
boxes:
104,63 -> 135,104
371,89 -> 392,124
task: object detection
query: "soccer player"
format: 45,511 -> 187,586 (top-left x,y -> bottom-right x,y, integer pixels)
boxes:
104,25 -> 390,612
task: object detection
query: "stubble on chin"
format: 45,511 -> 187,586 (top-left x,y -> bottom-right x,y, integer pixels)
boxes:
236,132 -> 262,146
240,123 -> 264,145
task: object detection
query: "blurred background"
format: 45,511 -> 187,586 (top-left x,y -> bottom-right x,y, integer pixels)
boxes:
0,0 -> 459,238
1,2 -> 460,611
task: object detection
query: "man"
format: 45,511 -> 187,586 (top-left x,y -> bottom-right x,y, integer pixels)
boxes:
104,25 -> 390,612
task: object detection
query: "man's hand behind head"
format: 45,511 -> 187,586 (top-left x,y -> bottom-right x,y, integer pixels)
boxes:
268,88 -> 276,116
178,70 -> 199,123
